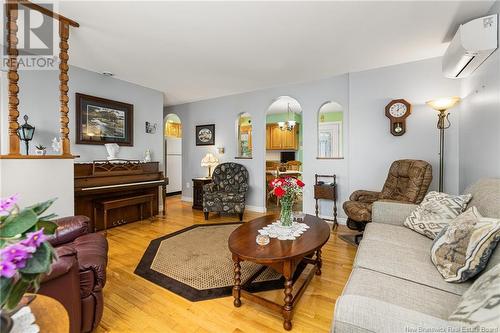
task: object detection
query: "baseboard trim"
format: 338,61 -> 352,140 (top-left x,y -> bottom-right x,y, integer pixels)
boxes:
166,191 -> 182,197
245,205 -> 267,213
317,215 -> 347,225
181,196 -> 193,202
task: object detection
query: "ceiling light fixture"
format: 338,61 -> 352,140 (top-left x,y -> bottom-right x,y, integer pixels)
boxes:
278,103 -> 296,131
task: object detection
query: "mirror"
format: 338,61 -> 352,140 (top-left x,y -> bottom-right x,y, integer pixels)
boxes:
236,112 -> 252,158
317,101 -> 343,158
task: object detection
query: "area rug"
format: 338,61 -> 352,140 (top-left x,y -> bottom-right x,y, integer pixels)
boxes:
134,222 -> 304,301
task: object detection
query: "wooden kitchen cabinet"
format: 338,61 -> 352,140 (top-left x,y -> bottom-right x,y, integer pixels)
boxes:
166,122 -> 182,138
266,124 -> 299,150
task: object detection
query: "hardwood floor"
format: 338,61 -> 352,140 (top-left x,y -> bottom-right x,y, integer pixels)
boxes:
96,196 -> 356,333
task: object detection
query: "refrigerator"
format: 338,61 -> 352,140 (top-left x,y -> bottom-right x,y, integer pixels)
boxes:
165,137 -> 182,194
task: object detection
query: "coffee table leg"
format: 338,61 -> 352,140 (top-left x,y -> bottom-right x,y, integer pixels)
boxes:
283,278 -> 293,330
316,249 -> 322,276
232,255 -> 241,307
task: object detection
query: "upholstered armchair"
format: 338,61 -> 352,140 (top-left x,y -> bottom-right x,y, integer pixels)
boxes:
39,216 -> 108,333
203,162 -> 249,221
343,159 -> 432,243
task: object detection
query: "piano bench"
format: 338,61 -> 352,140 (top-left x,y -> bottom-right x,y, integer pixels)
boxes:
94,194 -> 155,235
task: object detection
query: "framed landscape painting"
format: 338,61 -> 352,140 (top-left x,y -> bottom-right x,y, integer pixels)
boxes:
195,124 -> 215,146
76,93 -> 134,146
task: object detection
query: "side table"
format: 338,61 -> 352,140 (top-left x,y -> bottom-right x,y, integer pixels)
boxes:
192,177 -> 212,210
314,174 -> 338,230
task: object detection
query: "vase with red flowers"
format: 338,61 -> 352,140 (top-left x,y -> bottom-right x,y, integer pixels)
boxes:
269,177 -> 305,227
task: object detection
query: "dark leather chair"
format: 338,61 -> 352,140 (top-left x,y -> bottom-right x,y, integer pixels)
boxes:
39,216 -> 108,333
203,162 -> 249,221
343,159 -> 432,243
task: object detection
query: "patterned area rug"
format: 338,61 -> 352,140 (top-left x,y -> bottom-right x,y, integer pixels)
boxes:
134,222 -> 304,301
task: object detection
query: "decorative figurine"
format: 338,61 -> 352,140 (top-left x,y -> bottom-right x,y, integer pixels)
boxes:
105,143 -> 120,160
144,149 -> 152,162
52,137 -> 62,153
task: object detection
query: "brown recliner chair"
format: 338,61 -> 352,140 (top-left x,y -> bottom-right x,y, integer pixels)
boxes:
343,159 -> 432,244
39,216 -> 108,333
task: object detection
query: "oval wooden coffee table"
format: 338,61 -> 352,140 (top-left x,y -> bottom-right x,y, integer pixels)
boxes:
228,214 -> 330,330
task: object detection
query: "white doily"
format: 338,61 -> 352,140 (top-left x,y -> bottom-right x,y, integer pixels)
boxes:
257,221 -> 310,240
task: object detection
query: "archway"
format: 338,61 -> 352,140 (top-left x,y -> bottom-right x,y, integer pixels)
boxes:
264,96 -> 303,212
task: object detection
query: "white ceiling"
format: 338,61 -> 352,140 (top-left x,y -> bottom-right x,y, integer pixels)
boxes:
54,1 -> 495,106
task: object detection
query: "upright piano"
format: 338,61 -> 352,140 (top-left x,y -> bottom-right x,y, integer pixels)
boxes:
74,160 -> 168,231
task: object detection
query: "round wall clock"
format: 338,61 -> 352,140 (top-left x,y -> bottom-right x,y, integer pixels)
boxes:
385,99 -> 411,136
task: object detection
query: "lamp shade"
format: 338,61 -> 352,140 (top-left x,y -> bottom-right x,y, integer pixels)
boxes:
201,153 -> 218,167
426,97 -> 461,111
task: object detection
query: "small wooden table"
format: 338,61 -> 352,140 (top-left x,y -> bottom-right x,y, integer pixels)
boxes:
192,177 -> 212,210
30,294 -> 69,333
228,215 -> 330,330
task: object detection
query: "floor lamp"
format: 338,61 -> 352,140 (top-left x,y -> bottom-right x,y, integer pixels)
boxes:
426,97 -> 461,192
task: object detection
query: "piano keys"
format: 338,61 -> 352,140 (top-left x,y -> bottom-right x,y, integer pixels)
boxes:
74,160 -> 168,231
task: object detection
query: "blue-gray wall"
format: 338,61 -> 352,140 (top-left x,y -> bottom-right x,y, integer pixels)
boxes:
166,57 -> 466,217
459,2 -> 500,191
13,66 -> 164,163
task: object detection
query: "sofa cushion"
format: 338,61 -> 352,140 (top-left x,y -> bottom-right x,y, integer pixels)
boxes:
333,295 -> 454,333
363,223 -> 432,251
464,178 -> 500,219
355,238 -> 471,295
449,263 -> 500,329
342,267 -> 461,319
431,207 -> 500,282
404,191 -> 472,239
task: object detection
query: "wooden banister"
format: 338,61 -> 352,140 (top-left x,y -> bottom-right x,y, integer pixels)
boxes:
6,2 -> 21,156
3,0 -> 78,157
59,21 -> 71,156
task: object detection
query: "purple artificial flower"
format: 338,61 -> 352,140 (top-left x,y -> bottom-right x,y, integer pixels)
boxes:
0,259 -> 16,278
0,243 -> 35,270
0,194 -> 19,216
22,229 -> 47,248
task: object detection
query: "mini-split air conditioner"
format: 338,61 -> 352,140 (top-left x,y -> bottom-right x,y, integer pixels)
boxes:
442,14 -> 498,78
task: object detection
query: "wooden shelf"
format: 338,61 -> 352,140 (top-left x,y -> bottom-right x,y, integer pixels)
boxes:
0,155 -> 76,160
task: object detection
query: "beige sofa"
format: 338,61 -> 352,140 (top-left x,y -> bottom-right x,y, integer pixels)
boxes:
332,178 -> 500,332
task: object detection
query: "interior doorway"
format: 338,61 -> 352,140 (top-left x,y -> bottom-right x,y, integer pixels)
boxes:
264,96 -> 303,213
164,114 -> 182,195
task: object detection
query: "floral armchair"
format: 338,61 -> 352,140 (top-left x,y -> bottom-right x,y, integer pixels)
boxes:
203,162 -> 249,221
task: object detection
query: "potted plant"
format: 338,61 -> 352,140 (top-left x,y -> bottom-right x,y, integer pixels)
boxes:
269,176 -> 305,227
34,145 -> 46,156
0,194 -> 58,332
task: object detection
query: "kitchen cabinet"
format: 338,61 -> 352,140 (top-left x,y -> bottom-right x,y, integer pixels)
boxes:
266,124 -> 299,150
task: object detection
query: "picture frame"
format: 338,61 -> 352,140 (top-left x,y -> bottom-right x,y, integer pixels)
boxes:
75,93 -> 134,146
195,124 -> 215,146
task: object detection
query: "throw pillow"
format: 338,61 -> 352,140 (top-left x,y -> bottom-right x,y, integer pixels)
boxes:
449,263 -> 500,329
404,191 -> 472,239
431,206 -> 500,282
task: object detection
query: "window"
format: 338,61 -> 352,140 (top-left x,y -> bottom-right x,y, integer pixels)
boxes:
236,113 -> 252,158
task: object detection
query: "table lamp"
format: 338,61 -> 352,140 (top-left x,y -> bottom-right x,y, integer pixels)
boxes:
201,153 -> 218,177
426,96 -> 460,192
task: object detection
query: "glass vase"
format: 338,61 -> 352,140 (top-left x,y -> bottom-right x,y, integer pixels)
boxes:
280,197 -> 294,227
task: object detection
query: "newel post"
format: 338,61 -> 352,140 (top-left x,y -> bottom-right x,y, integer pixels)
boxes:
59,20 -> 71,156
6,2 -> 21,156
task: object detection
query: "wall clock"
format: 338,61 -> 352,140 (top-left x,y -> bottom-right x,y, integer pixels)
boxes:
385,99 -> 411,136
